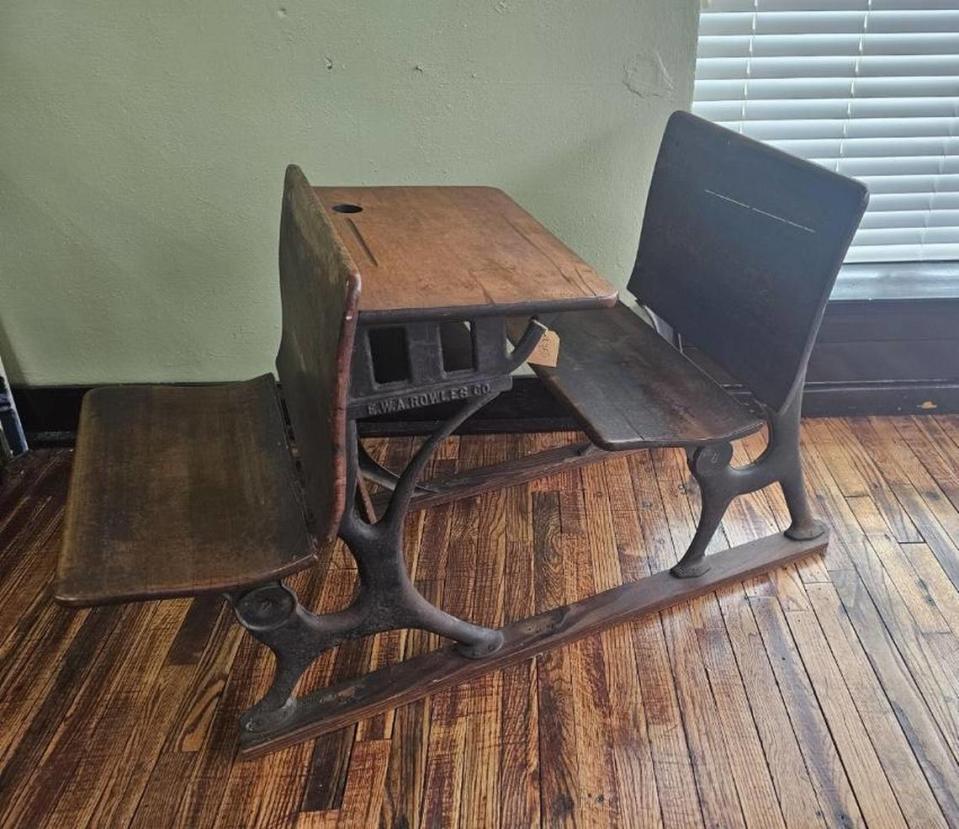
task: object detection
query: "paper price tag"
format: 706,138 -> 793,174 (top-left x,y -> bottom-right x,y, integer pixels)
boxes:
526,329 -> 560,367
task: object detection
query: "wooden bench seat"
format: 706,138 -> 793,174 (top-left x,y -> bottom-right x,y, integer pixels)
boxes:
55,374 -> 318,607
520,303 -> 763,450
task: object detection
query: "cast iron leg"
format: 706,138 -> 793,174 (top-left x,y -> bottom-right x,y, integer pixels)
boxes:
338,518 -> 504,659
228,583 -> 326,732
672,443 -> 733,578
671,388 -> 824,579
780,470 -> 825,540
230,392 -> 506,734
766,388 -> 825,540
394,587 -> 504,659
342,393 -> 505,658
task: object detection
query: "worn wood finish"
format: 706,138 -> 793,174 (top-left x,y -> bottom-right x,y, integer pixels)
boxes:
510,304 -> 764,450
55,166 -> 360,607
276,165 -> 361,542
630,111 -> 869,411
55,375 -> 316,606
6,422 -> 959,826
239,530 -> 828,758
506,114 -> 865,581
313,186 -> 618,323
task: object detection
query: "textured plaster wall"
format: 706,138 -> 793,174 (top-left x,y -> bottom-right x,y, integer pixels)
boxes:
0,0 -> 699,385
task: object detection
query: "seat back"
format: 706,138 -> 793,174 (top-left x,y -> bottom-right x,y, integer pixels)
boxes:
628,111 -> 868,412
276,165 -> 361,542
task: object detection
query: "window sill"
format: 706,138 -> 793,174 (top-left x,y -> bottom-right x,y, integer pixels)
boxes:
833,261 -> 959,303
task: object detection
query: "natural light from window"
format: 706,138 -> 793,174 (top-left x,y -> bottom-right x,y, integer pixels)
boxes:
693,1 -> 959,264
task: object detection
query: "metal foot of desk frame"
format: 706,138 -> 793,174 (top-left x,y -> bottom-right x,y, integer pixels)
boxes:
671,388 -> 825,579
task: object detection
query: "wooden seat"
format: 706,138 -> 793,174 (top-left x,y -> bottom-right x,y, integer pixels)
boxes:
56,166 -> 361,607
522,112 -> 867,458
524,303 -> 763,450
55,375 -> 317,606
515,111 -> 867,581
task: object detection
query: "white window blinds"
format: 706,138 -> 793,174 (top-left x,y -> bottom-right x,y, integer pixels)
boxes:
693,1 -> 959,263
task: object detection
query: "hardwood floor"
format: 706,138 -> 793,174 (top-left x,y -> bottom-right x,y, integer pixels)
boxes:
2,418 -> 959,827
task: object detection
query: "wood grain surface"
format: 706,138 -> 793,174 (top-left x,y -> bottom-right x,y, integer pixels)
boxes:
277,165 -> 361,543
313,186 -> 617,323
510,303 -> 764,450
239,529 -> 826,759
55,375 -> 316,606
5,416 -> 959,826
56,165 -> 361,605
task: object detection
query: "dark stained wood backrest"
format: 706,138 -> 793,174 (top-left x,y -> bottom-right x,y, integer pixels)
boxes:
276,166 -> 361,542
628,111 -> 869,412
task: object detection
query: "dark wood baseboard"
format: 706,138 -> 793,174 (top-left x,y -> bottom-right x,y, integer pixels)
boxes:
16,376 -> 959,448
14,295 -> 959,446
800,381 -> 959,417
12,378 -> 580,447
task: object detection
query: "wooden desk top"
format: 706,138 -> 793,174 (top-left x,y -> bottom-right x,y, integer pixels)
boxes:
314,186 -> 617,323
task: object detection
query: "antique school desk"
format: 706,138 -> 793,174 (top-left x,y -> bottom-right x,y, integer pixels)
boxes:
58,158 -> 838,758
244,180 -> 827,755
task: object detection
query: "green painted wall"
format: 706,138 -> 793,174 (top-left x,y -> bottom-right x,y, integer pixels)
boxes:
0,0 -> 699,385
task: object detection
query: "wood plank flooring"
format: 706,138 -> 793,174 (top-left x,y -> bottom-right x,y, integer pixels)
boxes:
2,417 -> 959,827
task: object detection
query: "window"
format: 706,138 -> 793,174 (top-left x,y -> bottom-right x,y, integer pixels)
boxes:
693,1 -> 959,264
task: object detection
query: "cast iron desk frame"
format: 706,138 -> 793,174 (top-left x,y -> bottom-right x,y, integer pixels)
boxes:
231,175 -> 840,757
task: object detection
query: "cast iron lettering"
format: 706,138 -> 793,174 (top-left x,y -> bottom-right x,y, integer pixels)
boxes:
366,383 -> 493,416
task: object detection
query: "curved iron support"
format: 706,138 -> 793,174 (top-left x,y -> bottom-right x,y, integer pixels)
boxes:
378,392 -> 498,531
671,385 -> 824,579
231,392 -> 506,734
357,442 -> 440,494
